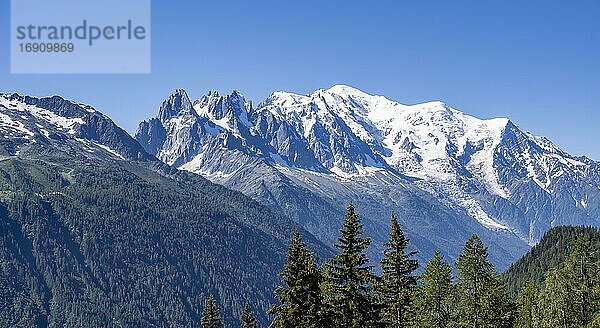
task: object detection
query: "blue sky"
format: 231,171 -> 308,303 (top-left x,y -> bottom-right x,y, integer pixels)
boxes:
1,0 -> 598,159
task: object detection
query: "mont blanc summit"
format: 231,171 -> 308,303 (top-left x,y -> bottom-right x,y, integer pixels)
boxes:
135,85 -> 600,268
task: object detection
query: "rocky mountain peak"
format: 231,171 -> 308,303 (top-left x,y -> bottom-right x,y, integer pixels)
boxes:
158,89 -> 194,122
1,93 -> 152,161
135,86 -> 600,260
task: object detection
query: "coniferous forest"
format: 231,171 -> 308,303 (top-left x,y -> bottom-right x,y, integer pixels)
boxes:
0,155 -> 598,327
220,204 -> 598,328
0,155 -> 329,327
3,0 -> 600,326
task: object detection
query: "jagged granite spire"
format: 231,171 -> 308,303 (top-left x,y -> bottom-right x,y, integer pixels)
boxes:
158,89 -> 194,122
134,86 -> 600,270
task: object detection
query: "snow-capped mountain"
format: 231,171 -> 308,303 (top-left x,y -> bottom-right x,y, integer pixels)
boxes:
0,93 -> 151,162
0,92 -> 334,326
135,85 -> 600,269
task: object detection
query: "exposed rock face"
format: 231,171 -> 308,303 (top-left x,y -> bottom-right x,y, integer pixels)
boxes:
0,92 -> 329,326
0,93 -> 151,161
134,85 -> 600,269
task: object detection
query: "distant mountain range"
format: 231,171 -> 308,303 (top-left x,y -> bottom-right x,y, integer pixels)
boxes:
0,93 -> 329,326
1,87 -> 598,325
135,85 -> 600,269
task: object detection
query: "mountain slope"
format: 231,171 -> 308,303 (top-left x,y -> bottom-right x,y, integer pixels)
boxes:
135,85 -> 600,269
502,226 -> 600,298
0,93 -> 329,326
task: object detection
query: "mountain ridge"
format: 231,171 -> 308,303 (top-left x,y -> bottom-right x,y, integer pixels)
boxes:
0,91 -> 331,326
135,85 -> 600,269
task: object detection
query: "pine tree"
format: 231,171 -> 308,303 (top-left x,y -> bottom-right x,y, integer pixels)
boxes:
514,280 -> 538,328
201,295 -> 224,328
565,235 -> 598,326
534,268 -> 572,328
593,259 -> 600,328
319,262 -> 337,324
326,202 -> 379,327
378,214 -> 419,327
270,229 -> 328,328
535,234 -> 599,328
416,250 -> 454,328
455,234 -> 513,328
240,303 -> 257,328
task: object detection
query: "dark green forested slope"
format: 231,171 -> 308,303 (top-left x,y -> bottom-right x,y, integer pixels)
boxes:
0,152 -> 329,327
503,225 -> 600,298
266,210 -> 600,328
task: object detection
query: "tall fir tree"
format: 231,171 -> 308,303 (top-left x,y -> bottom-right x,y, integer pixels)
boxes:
378,214 -> 419,328
240,303 -> 257,328
319,262 -> 337,323
593,258 -> 600,328
326,202 -> 379,327
455,234 -> 513,328
514,280 -> 538,328
416,250 -> 455,328
270,229 -> 328,328
534,268 -> 572,328
201,295 -> 224,328
564,235 -> 598,326
535,234 -> 599,328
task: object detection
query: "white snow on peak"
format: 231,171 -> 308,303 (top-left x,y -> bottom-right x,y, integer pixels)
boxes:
194,102 -> 231,131
27,106 -> 85,134
260,86 -> 511,195
255,86 -> 516,229
93,142 -> 125,160
192,91 -> 252,134
0,96 -> 85,134
74,138 -> 125,160
0,94 -> 128,162
165,111 -> 198,130
159,86 -> 597,234
326,84 -> 383,99
0,112 -> 35,137
77,103 -> 96,113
